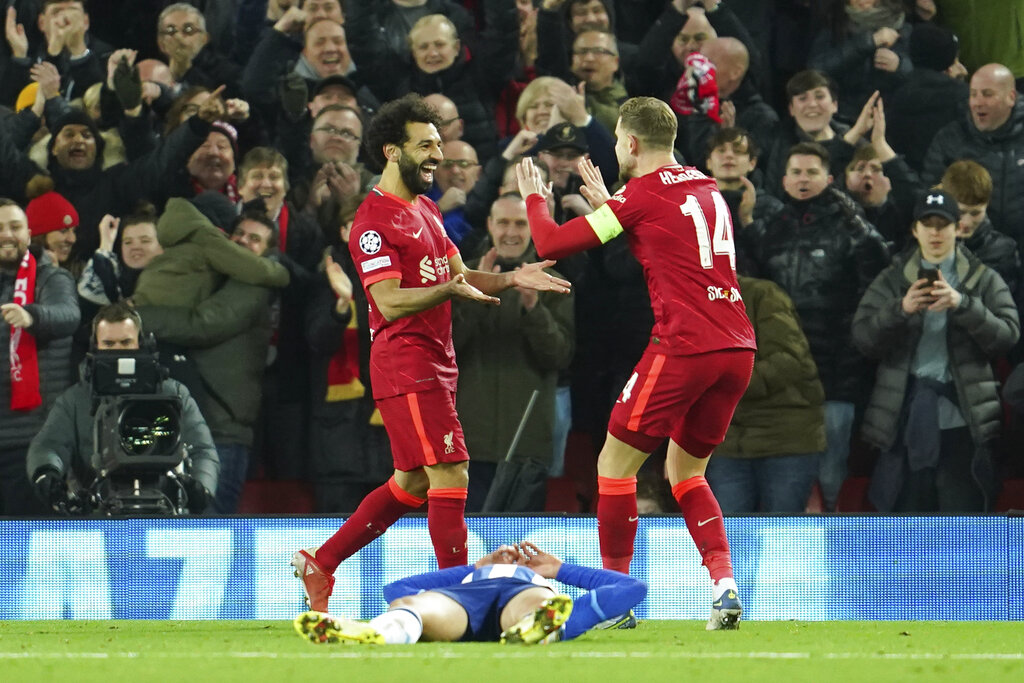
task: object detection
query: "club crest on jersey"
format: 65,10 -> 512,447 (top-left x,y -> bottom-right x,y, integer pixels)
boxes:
359,230 -> 382,254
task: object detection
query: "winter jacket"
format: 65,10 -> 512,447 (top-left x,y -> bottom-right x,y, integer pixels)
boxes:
741,187 -> 890,403
807,22 -> 912,124
0,256 -> 80,451
885,68 -> 969,172
133,198 -> 289,309
26,365 -> 219,497
760,120 -> 856,199
922,98 -> 1024,247
717,277 -> 826,458
452,248 -> 574,467
852,245 -> 1019,509
962,218 -> 1021,303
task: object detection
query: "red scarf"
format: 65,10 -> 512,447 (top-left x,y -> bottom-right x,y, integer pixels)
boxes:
325,297 -> 383,425
670,52 -> 722,123
10,250 -> 41,411
190,174 -> 240,204
277,203 -> 289,252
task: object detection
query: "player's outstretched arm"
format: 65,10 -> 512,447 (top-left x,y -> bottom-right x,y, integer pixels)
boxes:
368,275 -> 500,321
516,158 -> 604,260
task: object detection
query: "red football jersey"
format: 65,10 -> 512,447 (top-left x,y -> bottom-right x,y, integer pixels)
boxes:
349,187 -> 460,399
585,165 -> 756,355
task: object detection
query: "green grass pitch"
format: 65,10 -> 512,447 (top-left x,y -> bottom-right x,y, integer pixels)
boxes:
2,620 -> 1022,683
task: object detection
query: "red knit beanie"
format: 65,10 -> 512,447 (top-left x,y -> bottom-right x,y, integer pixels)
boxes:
26,185 -> 80,237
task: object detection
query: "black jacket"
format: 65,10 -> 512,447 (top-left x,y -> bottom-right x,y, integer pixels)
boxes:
742,187 -> 889,403
922,98 -> 1024,247
962,218 -> 1021,302
0,256 -> 80,451
885,68 -> 969,172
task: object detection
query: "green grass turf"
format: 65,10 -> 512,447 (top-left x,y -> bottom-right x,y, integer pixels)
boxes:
1,620 -> 1022,683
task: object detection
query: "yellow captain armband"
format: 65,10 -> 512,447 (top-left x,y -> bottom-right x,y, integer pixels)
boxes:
585,202 -> 624,244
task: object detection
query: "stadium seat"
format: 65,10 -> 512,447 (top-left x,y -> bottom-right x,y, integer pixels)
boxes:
237,480 -> 315,514
836,477 -> 873,512
994,479 -> 1024,512
545,476 -> 582,513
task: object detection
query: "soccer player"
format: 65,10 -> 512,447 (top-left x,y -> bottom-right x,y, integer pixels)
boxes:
517,97 -> 757,630
294,541 -> 647,645
291,95 -> 571,612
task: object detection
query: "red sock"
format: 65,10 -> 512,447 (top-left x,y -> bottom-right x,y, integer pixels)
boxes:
597,475 -> 638,573
427,487 -> 468,568
672,476 -> 733,582
316,477 -> 425,573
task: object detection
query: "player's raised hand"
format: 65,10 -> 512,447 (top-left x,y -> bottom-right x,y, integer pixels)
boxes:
578,157 -> 610,209
511,260 -> 571,294
517,541 -> 562,578
516,157 -> 553,201
448,273 -> 500,305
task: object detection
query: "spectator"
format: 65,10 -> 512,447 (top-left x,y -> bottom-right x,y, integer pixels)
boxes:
680,37 -> 779,173
77,204 -> 161,308
853,190 -> 1019,511
742,142 -> 889,511
343,0 -> 474,65
156,2 -> 242,98
760,70 -> 856,197
1,1 -> 111,106
0,197 -> 79,515
940,160 -> 1021,302
185,120 -> 239,198
452,194 -> 574,511
133,198 -> 290,513
426,140 -> 481,245
706,276 -> 826,513
807,0 -> 911,124
304,215 -> 392,513
422,93 -> 462,142
835,92 -> 923,252
349,7 -> 519,162
704,127 -> 781,231
885,22 -> 969,171
24,177 -> 80,276
922,64 -> 1024,249
26,301 -> 219,515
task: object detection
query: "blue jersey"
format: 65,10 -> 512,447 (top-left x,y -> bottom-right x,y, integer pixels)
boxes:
382,561 -> 647,642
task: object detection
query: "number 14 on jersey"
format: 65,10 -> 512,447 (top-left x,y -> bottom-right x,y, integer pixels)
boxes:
679,191 -> 736,271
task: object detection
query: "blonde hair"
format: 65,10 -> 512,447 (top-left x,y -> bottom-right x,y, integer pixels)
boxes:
408,14 -> 458,46
515,77 -> 564,128
618,97 -> 676,150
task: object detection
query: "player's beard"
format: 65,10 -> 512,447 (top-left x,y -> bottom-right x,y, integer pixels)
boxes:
618,155 -> 638,183
398,152 -> 435,195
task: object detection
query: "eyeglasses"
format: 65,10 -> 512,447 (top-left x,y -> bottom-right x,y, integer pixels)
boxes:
573,47 -> 617,57
160,23 -> 203,37
313,125 -> 360,141
440,159 -> 479,169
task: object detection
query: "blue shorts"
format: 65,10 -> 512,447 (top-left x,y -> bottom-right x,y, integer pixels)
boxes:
433,577 -> 551,641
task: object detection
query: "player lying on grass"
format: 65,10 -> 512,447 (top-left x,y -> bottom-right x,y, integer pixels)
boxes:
294,541 -> 647,645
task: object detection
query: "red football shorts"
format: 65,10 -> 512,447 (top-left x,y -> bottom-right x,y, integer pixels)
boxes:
608,348 -> 754,457
376,388 -> 469,471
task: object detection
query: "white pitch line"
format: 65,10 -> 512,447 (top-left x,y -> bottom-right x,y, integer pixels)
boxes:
0,651 -> 1022,661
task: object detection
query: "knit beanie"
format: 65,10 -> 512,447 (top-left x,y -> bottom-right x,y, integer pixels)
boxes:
25,176 -> 79,236
910,23 -> 959,72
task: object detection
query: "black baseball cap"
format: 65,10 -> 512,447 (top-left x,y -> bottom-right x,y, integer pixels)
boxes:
914,189 -> 960,224
312,74 -> 358,99
536,122 -> 588,154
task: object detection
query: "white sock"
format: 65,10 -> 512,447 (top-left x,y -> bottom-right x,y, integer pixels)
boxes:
713,577 -> 738,601
369,608 -> 423,644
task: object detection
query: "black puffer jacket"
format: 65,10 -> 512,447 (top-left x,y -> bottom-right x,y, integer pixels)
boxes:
922,98 -> 1024,247
885,68 -> 969,172
741,187 -> 889,403
852,245 -> 1019,508
0,256 -> 80,450
962,218 -> 1021,302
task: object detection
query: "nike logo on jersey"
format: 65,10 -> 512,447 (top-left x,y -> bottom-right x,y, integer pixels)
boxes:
697,516 -> 720,527
412,227 -> 424,239
628,516 -> 639,522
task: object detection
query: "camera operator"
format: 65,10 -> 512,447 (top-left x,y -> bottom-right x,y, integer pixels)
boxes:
26,301 -> 219,515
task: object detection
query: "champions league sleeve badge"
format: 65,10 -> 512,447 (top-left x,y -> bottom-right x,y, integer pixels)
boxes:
359,230 -> 383,254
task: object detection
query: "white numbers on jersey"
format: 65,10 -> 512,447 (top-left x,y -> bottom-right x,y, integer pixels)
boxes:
678,191 -> 736,271
618,372 -> 639,404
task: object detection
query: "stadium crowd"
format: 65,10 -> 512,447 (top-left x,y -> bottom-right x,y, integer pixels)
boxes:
2,0 -> 1024,517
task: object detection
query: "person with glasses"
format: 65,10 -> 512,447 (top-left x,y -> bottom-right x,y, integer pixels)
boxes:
426,140 -> 482,245
156,2 -> 242,98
